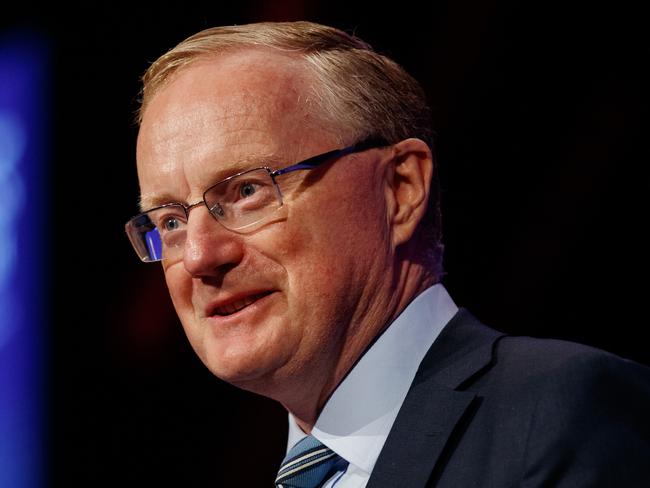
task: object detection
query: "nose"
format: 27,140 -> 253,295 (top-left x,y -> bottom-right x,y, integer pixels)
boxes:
182,206 -> 244,277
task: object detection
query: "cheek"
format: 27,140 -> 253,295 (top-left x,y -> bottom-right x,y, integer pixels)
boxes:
274,181 -> 387,308
308,181 -> 388,257
163,263 -> 194,318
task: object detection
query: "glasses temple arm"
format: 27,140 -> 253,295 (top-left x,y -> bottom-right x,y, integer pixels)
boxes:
271,138 -> 388,177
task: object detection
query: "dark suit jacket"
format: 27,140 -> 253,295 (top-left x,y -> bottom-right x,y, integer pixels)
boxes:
367,309 -> 650,487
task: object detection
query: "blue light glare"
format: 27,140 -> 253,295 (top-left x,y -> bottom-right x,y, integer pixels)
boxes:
0,112 -> 26,346
0,34 -> 47,488
146,229 -> 162,260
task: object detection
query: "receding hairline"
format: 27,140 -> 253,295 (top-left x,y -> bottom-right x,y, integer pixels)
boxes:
137,47 -> 343,155
140,46 -> 326,126
138,22 -> 374,122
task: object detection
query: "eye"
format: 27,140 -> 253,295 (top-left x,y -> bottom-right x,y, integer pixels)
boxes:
150,207 -> 187,235
162,217 -> 181,232
239,182 -> 258,198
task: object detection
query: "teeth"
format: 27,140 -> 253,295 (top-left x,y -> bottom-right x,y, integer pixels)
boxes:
214,293 -> 264,316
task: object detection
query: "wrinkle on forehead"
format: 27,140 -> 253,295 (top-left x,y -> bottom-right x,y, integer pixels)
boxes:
141,50 -> 320,131
136,49 -> 338,212
139,55 -> 320,155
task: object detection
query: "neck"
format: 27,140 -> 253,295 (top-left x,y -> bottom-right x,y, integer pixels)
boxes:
285,255 -> 437,433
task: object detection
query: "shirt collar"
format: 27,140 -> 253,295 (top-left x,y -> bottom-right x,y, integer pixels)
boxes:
287,284 -> 458,474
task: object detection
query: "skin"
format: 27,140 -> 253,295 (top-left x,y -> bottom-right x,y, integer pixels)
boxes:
136,48 -> 435,431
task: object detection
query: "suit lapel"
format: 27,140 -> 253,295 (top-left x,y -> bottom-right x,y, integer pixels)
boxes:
367,309 -> 504,488
366,382 -> 476,487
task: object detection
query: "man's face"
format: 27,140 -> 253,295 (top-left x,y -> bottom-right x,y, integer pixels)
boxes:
136,50 -> 394,399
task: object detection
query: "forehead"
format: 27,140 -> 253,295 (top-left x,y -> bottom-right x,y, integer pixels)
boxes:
136,49 -> 334,209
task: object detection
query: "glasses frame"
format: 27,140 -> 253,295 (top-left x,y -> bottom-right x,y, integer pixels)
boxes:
126,137 -> 387,262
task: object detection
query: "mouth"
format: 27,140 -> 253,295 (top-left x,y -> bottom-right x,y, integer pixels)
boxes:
209,291 -> 273,317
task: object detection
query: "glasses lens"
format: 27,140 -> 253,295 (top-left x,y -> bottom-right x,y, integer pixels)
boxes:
204,168 -> 282,230
125,204 -> 187,262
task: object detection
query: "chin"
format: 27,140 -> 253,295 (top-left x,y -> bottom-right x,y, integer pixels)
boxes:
181,304 -> 296,391
201,341 -> 289,390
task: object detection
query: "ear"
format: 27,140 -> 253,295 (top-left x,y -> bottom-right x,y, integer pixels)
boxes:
384,138 -> 433,248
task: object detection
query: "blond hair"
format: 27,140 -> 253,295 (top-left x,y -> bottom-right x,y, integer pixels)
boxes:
138,21 -> 443,276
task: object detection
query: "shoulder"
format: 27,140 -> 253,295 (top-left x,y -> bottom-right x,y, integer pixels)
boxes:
484,330 -> 650,486
474,325 -> 650,425
492,332 -> 650,391
411,310 -> 650,486
444,308 -> 650,390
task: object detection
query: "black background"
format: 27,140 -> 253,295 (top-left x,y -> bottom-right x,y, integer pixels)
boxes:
3,1 -> 648,485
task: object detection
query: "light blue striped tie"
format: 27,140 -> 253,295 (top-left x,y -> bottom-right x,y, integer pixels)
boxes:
275,436 -> 347,488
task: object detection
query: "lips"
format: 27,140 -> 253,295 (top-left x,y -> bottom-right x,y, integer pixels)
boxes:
210,292 -> 272,316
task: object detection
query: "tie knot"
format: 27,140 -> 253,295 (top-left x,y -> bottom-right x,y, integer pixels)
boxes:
276,436 -> 347,488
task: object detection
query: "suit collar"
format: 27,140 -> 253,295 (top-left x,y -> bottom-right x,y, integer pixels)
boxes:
367,309 -> 505,488
415,308 -> 505,389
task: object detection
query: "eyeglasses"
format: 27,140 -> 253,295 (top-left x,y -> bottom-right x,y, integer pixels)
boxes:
125,138 -> 386,263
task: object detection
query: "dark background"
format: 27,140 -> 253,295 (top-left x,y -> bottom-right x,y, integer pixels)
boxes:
3,1 -> 648,486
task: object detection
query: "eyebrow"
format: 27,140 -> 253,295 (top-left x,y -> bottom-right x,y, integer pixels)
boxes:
137,153 -> 285,212
138,193 -> 179,212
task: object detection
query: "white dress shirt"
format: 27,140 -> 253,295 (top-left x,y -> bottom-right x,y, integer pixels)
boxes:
286,284 -> 458,487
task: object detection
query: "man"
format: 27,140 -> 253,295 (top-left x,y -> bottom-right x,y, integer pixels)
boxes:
125,21 -> 650,487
